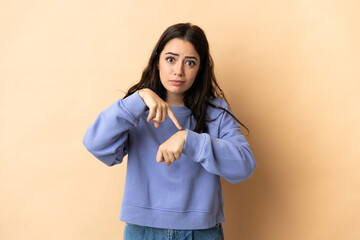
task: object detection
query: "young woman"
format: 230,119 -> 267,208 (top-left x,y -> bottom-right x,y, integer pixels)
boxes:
83,23 -> 256,240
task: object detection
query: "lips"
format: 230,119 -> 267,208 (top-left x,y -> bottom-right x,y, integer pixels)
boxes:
170,80 -> 185,86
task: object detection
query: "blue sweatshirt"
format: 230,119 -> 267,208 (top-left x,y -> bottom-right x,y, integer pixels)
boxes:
83,91 -> 256,230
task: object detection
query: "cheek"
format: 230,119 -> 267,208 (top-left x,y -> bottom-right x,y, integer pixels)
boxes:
158,64 -> 165,80
159,63 -> 172,76
189,69 -> 199,82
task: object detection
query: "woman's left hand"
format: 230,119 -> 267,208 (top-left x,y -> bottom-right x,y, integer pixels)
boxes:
156,130 -> 187,166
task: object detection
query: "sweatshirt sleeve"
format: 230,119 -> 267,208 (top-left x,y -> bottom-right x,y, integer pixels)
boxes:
182,104 -> 256,184
83,91 -> 147,166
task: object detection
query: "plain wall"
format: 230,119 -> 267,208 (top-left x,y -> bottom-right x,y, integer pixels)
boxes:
1,0 -> 359,239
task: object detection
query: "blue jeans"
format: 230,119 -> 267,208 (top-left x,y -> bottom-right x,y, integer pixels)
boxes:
124,223 -> 224,240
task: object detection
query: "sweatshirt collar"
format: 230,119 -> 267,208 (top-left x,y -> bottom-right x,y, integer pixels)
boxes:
169,106 -> 192,115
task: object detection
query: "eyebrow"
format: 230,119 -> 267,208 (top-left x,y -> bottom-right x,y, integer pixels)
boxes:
165,52 -> 198,61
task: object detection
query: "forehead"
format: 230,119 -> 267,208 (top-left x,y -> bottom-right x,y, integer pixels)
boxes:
161,38 -> 199,57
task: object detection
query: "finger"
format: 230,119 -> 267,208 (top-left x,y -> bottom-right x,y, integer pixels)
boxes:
167,108 -> 182,130
174,151 -> 181,160
154,106 -> 162,122
162,106 -> 167,122
154,121 -> 160,128
162,150 -> 170,164
168,153 -> 176,163
164,152 -> 171,166
147,107 -> 156,122
156,148 -> 163,162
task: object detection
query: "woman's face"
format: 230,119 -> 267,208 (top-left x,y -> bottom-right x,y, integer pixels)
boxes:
158,38 -> 200,101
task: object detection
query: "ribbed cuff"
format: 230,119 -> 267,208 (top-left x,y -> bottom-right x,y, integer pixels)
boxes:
121,91 -> 147,121
182,129 -> 206,163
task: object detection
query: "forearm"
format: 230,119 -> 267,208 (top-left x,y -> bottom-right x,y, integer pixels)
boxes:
83,91 -> 147,166
182,129 -> 256,184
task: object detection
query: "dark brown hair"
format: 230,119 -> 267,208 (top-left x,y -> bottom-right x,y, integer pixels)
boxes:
124,23 -> 248,134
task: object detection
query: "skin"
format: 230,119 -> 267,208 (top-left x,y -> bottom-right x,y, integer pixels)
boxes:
138,38 -> 201,166
158,38 -> 200,106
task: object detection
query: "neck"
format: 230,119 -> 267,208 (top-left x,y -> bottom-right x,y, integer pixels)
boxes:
166,92 -> 184,106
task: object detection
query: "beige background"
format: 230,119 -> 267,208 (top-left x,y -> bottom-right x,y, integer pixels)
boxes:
1,0 -> 359,239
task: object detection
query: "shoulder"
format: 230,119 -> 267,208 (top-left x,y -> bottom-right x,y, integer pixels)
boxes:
206,97 -> 230,119
207,98 -> 242,132
208,97 -> 229,109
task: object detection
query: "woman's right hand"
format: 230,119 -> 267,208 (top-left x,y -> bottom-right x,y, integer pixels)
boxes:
138,88 -> 182,130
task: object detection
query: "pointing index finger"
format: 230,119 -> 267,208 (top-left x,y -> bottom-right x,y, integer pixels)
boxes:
167,108 -> 182,130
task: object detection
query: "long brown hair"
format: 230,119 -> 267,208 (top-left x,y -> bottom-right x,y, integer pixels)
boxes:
124,23 -> 248,134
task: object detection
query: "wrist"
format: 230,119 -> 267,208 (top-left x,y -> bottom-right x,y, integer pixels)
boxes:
138,89 -> 145,99
138,88 -> 152,100
179,130 -> 187,142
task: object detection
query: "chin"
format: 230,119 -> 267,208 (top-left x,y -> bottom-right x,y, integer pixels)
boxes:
168,91 -> 185,96
166,86 -> 186,94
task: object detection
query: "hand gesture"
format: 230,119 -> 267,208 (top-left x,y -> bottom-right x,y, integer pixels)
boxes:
138,88 -> 182,130
156,130 -> 187,166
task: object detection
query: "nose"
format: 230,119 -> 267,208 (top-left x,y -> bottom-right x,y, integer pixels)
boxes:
174,61 -> 184,77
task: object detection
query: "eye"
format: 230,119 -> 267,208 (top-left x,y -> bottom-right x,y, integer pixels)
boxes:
185,60 -> 196,67
166,57 -> 175,63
